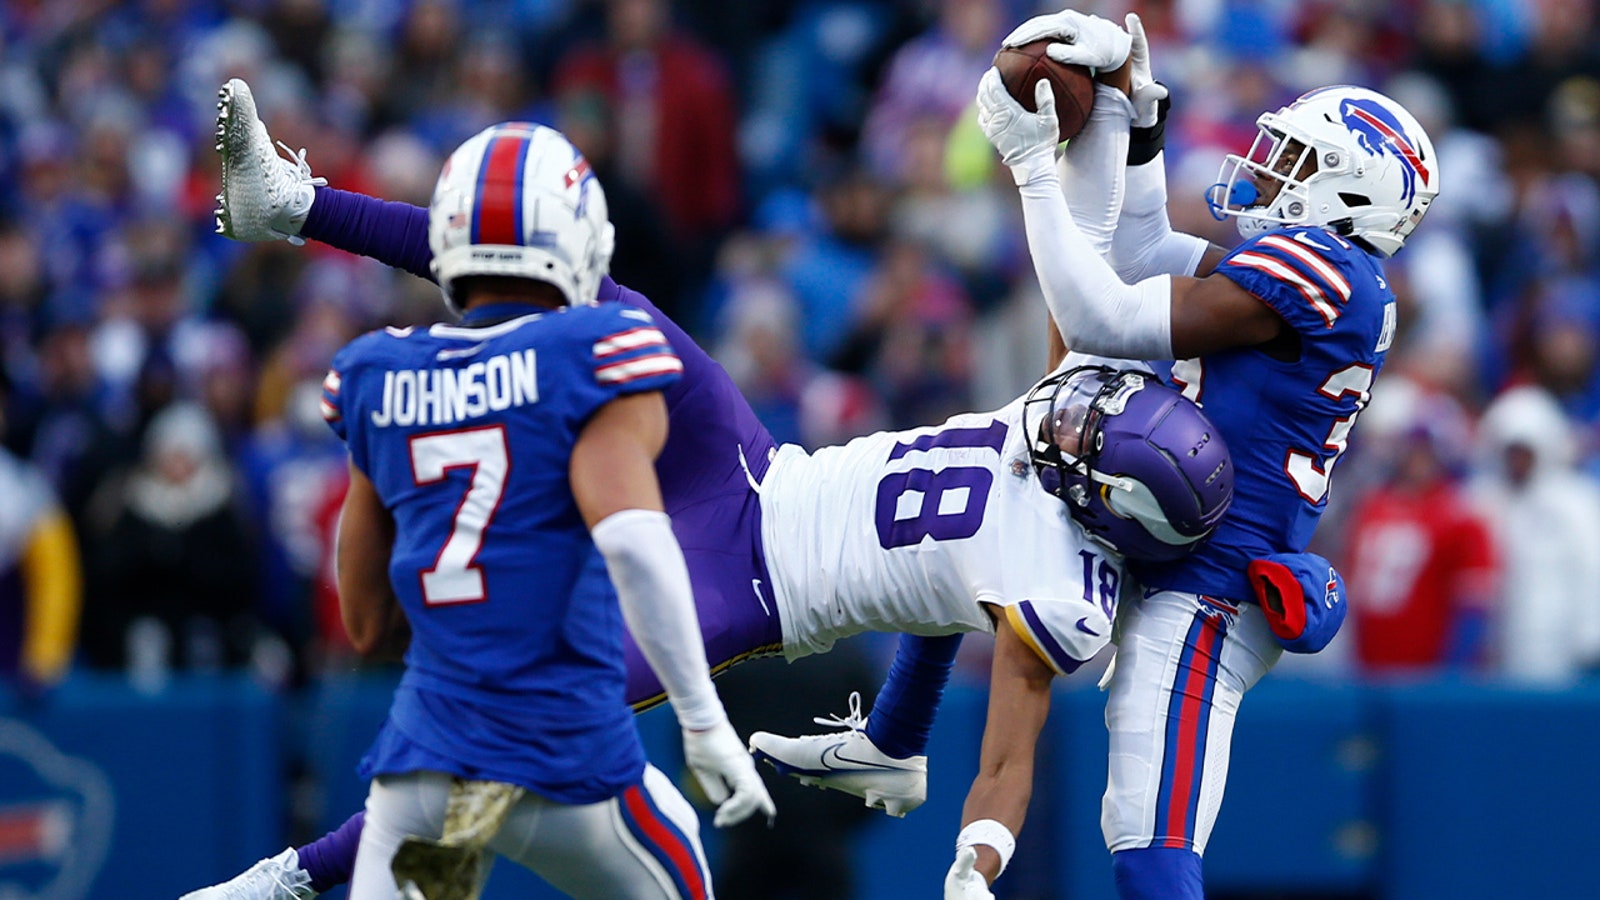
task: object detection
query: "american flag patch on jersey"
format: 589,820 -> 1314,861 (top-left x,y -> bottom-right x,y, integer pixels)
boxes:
321,369 -> 342,421
1226,233 -> 1352,327
592,326 -> 682,385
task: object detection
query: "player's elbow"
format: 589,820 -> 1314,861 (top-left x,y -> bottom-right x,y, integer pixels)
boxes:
1055,300 -> 1143,358
1050,278 -> 1173,360
344,617 -> 387,659
341,591 -> 404,660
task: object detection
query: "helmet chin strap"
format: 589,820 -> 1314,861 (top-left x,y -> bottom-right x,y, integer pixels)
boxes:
1088,469 -> 1136,494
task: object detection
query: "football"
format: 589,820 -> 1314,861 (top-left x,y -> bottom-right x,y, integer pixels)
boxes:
992,39 -> 1096,142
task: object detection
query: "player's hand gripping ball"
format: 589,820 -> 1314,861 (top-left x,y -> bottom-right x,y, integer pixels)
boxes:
992,39 -> 1097,143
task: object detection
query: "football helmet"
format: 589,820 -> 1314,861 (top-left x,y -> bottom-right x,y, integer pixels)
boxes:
1206,85 -> 1438,257
1024,367 -> 1233,562
428,123 -> 615,310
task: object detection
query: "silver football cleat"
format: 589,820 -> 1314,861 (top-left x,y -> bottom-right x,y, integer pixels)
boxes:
179,847 -> 317,900
214,78 -> 324,245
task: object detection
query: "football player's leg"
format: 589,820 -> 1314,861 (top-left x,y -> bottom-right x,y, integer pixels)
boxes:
294,811 -> 363,893
350,771 -> 490,900
746,632 -> 958,817
214,78 -> 324,243
301,187 -> 433,279
177,812 -> 363,898
863,632 -> 962,759
492,764 -> 712,899
1112,847 -> 1203,898
213,78 -> 435,278
624,490 -> 782,710
1101,591 -> 1280,899
178,848 -> 316,900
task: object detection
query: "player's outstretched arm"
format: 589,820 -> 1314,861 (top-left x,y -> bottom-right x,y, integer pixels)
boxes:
1107,13 -> 1223,283
977,68 -> 1281,360
573,392 -> 775,829
338,461 -> 411,660
944,612 -> 1055,896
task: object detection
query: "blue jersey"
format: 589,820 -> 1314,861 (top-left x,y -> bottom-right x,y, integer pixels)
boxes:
1139,226 -> 1396,601
322,301 -> 683,804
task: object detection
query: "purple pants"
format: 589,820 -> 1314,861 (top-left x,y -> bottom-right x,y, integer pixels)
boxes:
604,280 -> 784,707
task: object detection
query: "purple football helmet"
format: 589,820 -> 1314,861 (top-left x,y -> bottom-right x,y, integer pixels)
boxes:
1024,367 -> 1234,562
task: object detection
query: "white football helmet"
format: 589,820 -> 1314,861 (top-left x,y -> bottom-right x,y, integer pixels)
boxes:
428,123 -> 615,310
1206,86 -> 1439,257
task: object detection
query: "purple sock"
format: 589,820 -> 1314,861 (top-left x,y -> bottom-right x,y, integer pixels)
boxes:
297,811 -> 364,892
302,186 -> 435,282
864,633 -> 962,759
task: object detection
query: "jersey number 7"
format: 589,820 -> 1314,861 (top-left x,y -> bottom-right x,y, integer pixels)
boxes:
408,425 -> 510,605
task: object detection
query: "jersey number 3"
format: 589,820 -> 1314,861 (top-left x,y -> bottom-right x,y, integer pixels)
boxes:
409,425 -> 509,605
875,421 -> 1007,549
1286,364 -> 1373,504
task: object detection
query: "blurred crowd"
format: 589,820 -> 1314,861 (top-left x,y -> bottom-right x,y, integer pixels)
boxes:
2,0 -> 1600,703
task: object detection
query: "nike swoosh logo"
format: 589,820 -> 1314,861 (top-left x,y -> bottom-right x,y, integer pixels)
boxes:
1075,616 -> 1101,637
819,742 -> 904,772
1293,231 -> 1331,252
751,578 -> 770,616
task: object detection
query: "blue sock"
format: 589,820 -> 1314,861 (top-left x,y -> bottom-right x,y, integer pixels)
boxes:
302,186 -> 435,281
863,634 -> 961,759
1112,847 -> 1203,900
297,811 -> 364,892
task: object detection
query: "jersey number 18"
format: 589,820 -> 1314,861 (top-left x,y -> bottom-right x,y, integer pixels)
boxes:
874,421 -> 1008,549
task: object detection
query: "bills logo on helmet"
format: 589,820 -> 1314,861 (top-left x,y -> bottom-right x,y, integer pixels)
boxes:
563,157 -> 592,189
1324,566 -> 1340,609
565,156 -> 596,218
1339,98 -> 1430,204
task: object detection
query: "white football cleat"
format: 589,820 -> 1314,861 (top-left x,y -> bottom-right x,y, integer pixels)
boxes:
179,848 -> 316,900
214,78 -> 325,245
747,691 -> 928,818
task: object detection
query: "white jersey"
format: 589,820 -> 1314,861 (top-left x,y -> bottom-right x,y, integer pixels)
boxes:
758,399 -> 1126,675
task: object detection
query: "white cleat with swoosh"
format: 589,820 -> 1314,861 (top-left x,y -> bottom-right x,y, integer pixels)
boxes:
747,691 -> 927,817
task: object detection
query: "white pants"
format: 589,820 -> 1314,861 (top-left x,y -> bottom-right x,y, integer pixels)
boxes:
350,765 -> 713,900
1101,590 -> 1281,856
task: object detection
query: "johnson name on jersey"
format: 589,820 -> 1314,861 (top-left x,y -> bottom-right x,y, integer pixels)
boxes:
1146,226 -> 1395,601
759,401 -> 1126,677
320,302 -> 682,803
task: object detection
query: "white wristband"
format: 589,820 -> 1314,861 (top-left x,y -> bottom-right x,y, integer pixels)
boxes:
955,819 -> 1016,876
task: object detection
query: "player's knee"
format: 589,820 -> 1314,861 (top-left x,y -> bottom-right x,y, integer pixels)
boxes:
1112,847 -> 1203,900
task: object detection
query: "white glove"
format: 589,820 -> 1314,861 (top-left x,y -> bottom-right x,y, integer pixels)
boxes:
1001,9 -> 1131,72
944,846 -> 996,900
1124,12 -> 1168,128
682,719 -> 776,828
977,68 -> 1058,169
